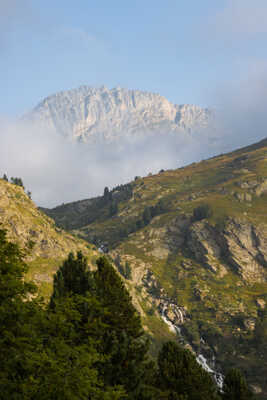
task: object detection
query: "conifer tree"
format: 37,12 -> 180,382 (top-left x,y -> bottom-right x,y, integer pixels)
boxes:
125,261 -> 132,280
0,230 -> 113,399
156,341 -> 219,400
143,206 -> 152,225
222,369 -> 253,400
49,253 -> 144,397
103,186 -> 110,199
94,256 -> 150,398
109,200 -> 118,216
50,251 -> 94,307
10,177 -> 24,188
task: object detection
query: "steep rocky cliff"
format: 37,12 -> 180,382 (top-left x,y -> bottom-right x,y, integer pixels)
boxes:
43,137 -> 267,397
24,86 -> 210,141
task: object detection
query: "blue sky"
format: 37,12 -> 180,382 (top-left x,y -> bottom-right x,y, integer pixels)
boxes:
2,0 -> 267,116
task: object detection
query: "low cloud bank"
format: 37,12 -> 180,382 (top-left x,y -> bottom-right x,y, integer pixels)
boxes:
0,120 -> 217,207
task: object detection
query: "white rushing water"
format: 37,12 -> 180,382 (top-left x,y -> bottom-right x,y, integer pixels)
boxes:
196,354 -> 224,389
160,305 -> 224,389
160,305 -> 181,334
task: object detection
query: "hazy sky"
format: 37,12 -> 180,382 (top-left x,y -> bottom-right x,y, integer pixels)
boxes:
1,0 -> 267,207
1,0 -> 267,116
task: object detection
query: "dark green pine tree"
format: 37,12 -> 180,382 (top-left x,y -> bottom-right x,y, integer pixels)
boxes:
125,261 -> 132,280
156,341 -> 219,400
193,204 -> 212,221
103,186 -> 110,199
0,229 -> 36,304
253,309 -> 267,352
109,200 -> 118,216
49,252 -> 149,398
50,251 -> 94,307
2,173 -> 8,181
0,231 -> 124,399
143,206 -> 152,225
94,256 -> 151,399
222,369 -> 254,400
103,186 -> 112,203
10,177 -> 24,188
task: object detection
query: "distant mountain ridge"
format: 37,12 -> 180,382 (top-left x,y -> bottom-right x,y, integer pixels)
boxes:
25,86 -> 210,141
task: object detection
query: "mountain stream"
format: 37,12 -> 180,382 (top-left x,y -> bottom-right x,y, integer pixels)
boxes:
160,304 -> 224,389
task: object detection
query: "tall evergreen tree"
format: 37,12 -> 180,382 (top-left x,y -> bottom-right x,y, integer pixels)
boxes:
109,199 -> 118,216
103,186 -> 110,199
222,369 -> 253,400
49,253 -> 148,398
0,229 -> 114,400
50,251 -> 94,307
156,341 -> 219,400
103,186 -> 112,203
143,206 -> 152,225
125,261 -> 132,280
10,177 -> 24,188
94,256 -> 151,398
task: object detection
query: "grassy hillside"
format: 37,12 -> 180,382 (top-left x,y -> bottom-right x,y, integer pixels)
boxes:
43,137 -> 267,397
46,137 -> 267,244
0,179 -> 99,298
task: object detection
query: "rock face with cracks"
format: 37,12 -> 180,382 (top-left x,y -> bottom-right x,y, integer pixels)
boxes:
187,218 -> 267,282
25,86 -> 210,142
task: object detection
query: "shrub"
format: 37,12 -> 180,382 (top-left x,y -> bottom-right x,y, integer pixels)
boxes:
193,204 -> 213,221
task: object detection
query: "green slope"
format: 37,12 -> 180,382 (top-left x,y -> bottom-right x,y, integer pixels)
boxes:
43,138 -> 267,398
0,179 -> 99,298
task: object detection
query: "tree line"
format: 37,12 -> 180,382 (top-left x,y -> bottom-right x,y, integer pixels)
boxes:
0,228 -> 253,399
2,174 -> 32,199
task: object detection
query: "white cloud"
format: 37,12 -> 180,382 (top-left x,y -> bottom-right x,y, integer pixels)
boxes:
0,118 -> 220,207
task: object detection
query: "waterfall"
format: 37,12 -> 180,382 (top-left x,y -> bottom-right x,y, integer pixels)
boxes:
160,303 -> 224,389
160,305 -> 180,334
196,354 -> 224,389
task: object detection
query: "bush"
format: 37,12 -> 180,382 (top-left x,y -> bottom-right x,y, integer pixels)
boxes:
193,204 -> 213,221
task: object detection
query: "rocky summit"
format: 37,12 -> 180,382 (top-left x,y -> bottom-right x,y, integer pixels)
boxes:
25,86 -> 210,141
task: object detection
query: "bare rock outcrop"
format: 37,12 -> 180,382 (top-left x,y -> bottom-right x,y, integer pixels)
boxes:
223,219 -> 267,281
186,218 -> 267,282
187,221 -> 224,273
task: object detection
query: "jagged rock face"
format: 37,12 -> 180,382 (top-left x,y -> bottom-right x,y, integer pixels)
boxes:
25,86 -> 210,141
187,221 -> 223,273
186,218 -> 267,282
135,214 -> 267,283
224,219 -> 267,281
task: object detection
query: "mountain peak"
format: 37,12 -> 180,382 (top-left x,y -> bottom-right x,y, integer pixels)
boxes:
25,86 -> 210,142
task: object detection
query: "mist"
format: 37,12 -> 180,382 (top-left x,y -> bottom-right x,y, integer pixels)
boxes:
0,119 -> 215,207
